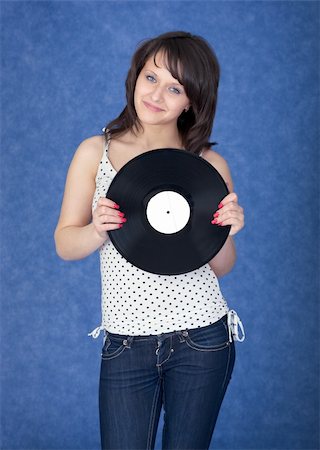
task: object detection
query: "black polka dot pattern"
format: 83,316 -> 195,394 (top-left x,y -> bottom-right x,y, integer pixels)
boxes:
91,135 -> 229,336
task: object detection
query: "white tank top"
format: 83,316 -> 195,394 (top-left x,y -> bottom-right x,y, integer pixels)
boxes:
90,134 -> 229,337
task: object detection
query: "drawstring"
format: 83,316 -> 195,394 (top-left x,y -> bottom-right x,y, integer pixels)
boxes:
227,310 -> 245,342
88,325 -> 104,339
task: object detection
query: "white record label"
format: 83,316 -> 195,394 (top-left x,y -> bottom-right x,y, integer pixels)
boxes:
146,190 -> 190,234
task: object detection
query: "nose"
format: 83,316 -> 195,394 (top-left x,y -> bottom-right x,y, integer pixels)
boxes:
150,84 -> 164,103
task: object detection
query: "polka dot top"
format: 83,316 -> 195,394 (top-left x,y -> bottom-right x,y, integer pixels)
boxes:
89,133 -> 229,337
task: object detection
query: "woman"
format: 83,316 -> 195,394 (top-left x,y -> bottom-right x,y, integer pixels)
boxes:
55,31 -> 245,450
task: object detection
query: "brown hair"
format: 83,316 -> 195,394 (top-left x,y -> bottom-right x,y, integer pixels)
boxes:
103,31 -> 220,155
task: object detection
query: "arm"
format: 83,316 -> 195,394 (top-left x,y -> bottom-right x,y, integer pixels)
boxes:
209,235 -> 237,278
202,150 -> 244,277
54,136 -> 124,260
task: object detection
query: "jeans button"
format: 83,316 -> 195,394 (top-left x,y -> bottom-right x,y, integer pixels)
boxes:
182,331 -> 188,337
123,339 -> 128,346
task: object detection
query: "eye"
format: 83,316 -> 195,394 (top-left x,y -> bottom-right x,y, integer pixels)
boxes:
146,75 -> 156,83
169,87 -> 182,95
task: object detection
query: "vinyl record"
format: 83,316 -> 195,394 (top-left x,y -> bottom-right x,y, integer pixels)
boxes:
107,148 -> 230,275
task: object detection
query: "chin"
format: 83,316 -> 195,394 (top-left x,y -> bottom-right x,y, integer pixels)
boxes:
136,112 -> 164,126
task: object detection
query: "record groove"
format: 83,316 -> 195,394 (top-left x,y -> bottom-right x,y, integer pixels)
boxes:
107,148 -> 230,275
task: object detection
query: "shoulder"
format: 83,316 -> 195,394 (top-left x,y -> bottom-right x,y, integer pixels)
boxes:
71,134 -> 105,176
201,148 -> 234,192
73,134 -> 104,161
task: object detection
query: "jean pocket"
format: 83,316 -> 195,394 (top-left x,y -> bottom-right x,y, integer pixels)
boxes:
184,317 -> 230,352
101,334 -> 127,361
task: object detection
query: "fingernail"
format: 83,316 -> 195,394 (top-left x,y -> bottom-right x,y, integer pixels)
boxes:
118,212 -> 125,217
211,219 -> 218,224
218,202 -> 223,209
113,203 -> 120,209
118,223 -> 123,228
213,212 -> 219,218
121,218 -> 127,223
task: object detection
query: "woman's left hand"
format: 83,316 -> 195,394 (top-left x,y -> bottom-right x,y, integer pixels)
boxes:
211,192 -> 244,236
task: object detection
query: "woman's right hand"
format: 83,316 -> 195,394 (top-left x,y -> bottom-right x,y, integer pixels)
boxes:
92,197 -> 127,239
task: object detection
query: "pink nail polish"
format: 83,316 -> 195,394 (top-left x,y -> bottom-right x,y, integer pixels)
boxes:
218,202 -> 223,209
121,218 -> 127,223
118,212 -> 125,217
118,223 -> 123,228
211,219 -> 218,224
113,203 -> 120,209
213,212 -> 219,218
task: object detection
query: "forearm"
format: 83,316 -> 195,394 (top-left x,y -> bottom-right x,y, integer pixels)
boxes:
208,236 -> 236,278
54,223 -> 108,260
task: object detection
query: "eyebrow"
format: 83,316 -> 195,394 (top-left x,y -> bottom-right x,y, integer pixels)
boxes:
144,68 -> 183,86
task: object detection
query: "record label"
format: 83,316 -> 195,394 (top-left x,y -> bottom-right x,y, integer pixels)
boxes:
107,148 -> 230,275
146,190 -> 190,234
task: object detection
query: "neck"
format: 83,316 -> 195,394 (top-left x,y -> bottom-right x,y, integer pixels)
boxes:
132,124 -> 183,150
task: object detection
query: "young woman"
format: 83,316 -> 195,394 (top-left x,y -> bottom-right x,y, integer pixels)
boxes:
55,31 -> 245,450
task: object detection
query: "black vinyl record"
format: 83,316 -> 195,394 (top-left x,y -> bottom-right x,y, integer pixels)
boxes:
107,148 -> 230,275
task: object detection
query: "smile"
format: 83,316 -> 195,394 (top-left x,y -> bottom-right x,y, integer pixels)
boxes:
143,101 -> 164,112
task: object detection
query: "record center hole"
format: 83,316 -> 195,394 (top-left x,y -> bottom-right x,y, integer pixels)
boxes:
167,211 -> 170,214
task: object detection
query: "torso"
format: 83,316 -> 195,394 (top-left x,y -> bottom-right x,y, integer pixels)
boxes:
90,134 -> 230,335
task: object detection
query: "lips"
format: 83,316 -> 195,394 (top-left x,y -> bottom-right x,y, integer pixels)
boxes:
142,101 -> 164,112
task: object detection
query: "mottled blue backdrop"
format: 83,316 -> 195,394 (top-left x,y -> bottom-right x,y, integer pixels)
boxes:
1,1 -> 319,449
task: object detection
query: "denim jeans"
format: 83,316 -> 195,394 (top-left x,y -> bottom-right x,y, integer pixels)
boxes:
99,314 -> 235,450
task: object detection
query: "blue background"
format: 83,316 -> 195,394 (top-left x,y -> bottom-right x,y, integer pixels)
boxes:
1,1 -> 319,449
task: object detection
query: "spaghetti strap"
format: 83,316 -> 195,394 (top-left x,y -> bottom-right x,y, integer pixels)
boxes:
93,128 -> 115,184
101,127 -> 111,153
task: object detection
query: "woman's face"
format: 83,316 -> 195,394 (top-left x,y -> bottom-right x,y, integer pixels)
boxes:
134,52 -> 190,128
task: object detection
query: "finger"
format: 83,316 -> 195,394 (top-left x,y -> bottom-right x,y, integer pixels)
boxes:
97,222 -> 124,232
219,216 -> 243,226
217,210 -> 240,222
96,205 -> 125,218
218,192 -> 238,208
98,197 -> 120,209
213,203 -> 243,219
211,210 -> 244,225
98,214 -> 127,225
216,216 -> 243,228
215,202 -> 242,213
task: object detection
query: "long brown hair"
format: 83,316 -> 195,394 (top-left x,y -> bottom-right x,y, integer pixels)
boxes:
103,31 -> 220,155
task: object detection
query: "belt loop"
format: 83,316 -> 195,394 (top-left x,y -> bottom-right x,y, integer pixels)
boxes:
177,330 -> 188,343
103,330 -> 109,345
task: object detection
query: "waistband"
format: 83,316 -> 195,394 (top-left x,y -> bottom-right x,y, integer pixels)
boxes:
88,310 -> 245,343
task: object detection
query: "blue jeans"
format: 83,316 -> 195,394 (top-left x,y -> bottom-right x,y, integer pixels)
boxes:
99,314 -> 235,450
